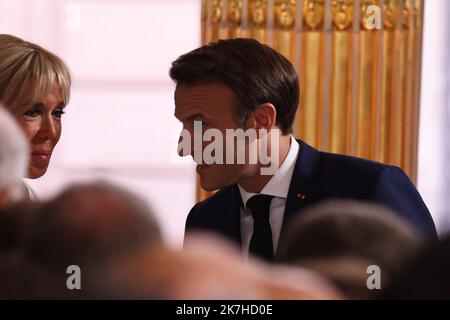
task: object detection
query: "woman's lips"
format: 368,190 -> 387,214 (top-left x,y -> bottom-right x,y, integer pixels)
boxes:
31,150 -> 51,162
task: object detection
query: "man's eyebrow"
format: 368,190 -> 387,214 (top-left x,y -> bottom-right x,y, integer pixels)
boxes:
176,113 -> 206,122
187,114 -> 205,121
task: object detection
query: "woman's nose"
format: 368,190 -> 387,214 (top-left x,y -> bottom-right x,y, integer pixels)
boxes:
39,116 -> 58,139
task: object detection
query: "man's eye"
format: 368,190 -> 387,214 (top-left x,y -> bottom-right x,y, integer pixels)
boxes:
194,120 -> 207,127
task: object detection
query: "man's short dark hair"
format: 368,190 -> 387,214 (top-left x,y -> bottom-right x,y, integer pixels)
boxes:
169,38 -> 299,135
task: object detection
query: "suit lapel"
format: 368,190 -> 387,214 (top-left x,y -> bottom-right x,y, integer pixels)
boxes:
218,184 -> 243,246
282,140 -> 322,232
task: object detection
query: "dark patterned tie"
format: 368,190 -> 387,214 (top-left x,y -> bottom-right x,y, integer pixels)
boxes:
246,194 -> 274,261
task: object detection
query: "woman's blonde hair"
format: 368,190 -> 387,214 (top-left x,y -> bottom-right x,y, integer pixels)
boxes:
0,34 -> 71,111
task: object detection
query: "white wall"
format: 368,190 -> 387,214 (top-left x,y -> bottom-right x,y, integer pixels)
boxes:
417,0 -> 450,235
0,0 -> 200,247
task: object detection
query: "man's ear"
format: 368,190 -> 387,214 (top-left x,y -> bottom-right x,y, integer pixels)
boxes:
245,103 -> 277,130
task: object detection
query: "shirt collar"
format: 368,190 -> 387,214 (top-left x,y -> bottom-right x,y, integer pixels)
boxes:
238,135 -> 299,208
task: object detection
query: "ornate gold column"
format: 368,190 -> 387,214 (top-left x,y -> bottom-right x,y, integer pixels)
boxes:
198,0 -> 424,201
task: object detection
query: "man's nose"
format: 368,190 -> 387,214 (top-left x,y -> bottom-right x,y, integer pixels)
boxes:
177,128 -> 194,157
178,129 -> 204,162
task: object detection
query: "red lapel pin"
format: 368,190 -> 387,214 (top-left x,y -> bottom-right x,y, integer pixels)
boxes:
297,193 -> 306,200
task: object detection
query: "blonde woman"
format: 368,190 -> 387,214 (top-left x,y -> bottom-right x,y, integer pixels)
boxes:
0,34 -> 71,200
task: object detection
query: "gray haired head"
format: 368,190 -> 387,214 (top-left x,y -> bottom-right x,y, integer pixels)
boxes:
0,105 -> 29,200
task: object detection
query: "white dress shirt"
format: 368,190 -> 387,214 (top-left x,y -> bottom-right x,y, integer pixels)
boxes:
238,135 -> 299,259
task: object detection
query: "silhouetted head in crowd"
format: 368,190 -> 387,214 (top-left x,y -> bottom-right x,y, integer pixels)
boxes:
0,106 -> 29,207
0,252 -> 54,299
0,201 -> 37,252
99,233 -> 343,299
26,181 -> 161,268
384,235 -> 450,299
0,201 -> 44,299
277,200 -> 424,299
4,181 -> 162,298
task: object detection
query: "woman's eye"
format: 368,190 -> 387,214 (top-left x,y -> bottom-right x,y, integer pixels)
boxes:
52,108 -> 66,118
24,108 -> 40,117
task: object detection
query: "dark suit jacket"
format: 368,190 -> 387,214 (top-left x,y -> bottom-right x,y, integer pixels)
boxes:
185,140 -> 437,247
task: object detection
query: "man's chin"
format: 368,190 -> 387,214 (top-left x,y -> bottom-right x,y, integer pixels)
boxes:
199,182 -> 220,192
199,177 -> 227,192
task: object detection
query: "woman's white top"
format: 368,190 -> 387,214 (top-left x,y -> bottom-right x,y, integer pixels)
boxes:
23,181 -> 39,201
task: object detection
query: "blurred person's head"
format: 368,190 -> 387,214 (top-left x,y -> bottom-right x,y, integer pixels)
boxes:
170,38 -> 299,192
0,202 -> 48,299
0,201 -> 37,253
0,106 -> 29,207
99,233 -> 343,300
277,200 -> 424,299
265,264 -> 344,300
19,181 -> 161,298
0,252 -> 55,299
384,235 -> 450,299
25,181 -> 162,270
97,233 -> 267,299
0,34 -> 71,179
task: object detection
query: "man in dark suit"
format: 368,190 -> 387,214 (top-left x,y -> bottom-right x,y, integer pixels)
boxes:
170,38 -> 437,261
